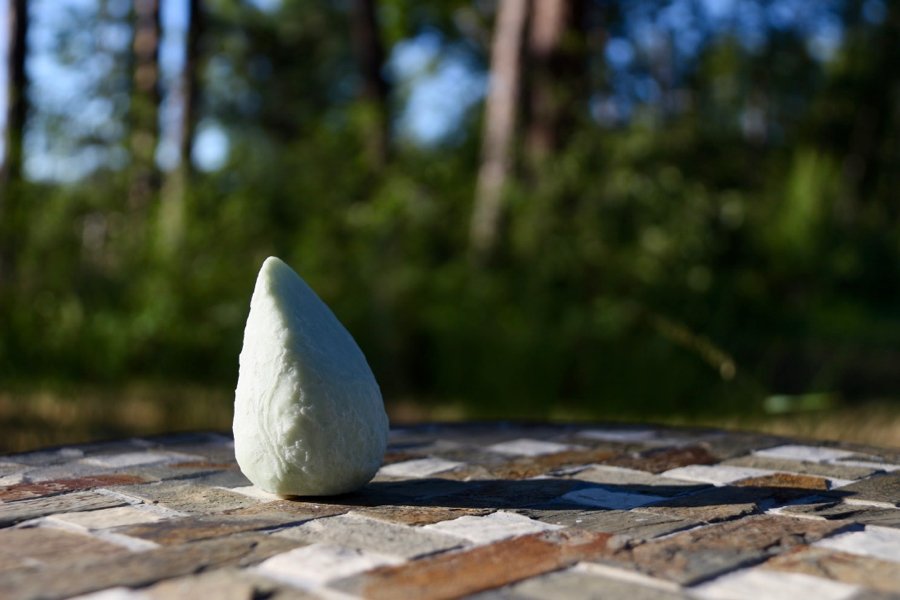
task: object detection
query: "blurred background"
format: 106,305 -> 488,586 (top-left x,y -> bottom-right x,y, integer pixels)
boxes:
1,0 -> 898,452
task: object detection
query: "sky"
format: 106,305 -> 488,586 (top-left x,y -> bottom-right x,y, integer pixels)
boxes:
0,0 -> 888,182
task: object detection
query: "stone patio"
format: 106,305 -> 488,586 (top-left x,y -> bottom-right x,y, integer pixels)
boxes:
1,422 -> 898,599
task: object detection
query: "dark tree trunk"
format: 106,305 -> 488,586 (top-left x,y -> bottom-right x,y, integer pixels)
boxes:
0,0 -> 29,289
524,0 -> 587,166
2,0 -> 27,185
351,0 -> 390,170
178,0 -> 202,178
129,0 -> 161,213
470,0 -> 529,261
160,0 -> 203,254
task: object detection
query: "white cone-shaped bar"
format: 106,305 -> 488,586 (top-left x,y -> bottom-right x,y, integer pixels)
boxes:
233,256 -> 389,495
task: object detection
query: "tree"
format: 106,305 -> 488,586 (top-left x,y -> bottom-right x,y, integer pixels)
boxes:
351,0 -> 390,170
524,0 -> 587,166
129,0 -> 161,213
0,0 -> 29,289
469,0 -> 529,260
159,0 -> 203,254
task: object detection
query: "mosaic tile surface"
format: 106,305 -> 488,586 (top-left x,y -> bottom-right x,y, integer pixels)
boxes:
1,423 -> 899,599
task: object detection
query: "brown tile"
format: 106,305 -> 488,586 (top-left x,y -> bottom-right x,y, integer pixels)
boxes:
476,448 -> 619,480
0,527 -> 124,573
0,491 -> 128,526
600,514 -> 851,585
0,533 -> 302,600
334,530 -> 614,600
224,499 -> 351,522
356,505 -> 494,526
764,546 -> 900,594
601,446 -> 717,474
734,472 -> 832,491
0,473 -> 146,502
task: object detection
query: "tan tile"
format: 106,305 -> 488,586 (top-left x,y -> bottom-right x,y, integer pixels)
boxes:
764,546 -> 900,594
0,527 -> 123,573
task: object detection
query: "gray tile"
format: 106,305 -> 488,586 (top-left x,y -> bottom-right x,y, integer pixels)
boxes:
275,512 -> 465,558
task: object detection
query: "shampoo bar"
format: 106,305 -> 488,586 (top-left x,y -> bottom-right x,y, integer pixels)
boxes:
233,257 -> 389,495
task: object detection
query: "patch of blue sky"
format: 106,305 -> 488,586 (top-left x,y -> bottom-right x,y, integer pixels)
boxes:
390,30 -> 486,145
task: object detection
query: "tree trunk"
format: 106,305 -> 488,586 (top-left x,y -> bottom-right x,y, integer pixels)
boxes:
469,0 -> 529,261
351,0 -> 390,171
159,0 -> 202,255
524,0 -> 587,166
0,0 -> 29,289
129,0 -> 161,213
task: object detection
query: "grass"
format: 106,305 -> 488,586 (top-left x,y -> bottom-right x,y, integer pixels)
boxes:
1,384 -> 897,454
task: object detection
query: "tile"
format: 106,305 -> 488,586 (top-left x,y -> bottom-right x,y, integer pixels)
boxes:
602,515 -> 850,585
575,429 -> 660,443
602,446 -> 717,474
697,432 -> 791,461
814,525 -> 900,563
226,485 -> 282,501
275,512 -> 464,559
423,510 -> 562,544
660,465 -> 777,486
47,505 -> 168,529
67,588 -> 142,600
255,543 -> 402,589
107,480 -> 263,514
0,491 -> 128,526
517,508 -> 696,540
500,564 -> 686,600
354,505 -> 493,526
141,568 -> 310,600
552,486 -> 667,510
833,459 -> 900,473
80,451 -> 201,469
474,448 -> 619,480
333,530 -> 613,600
436,477 -> 586,509
0,527 -> 124,573
723,455 -> 876,481
764,546 -> 900,595
769,499 -> 900,528
690,568 -> 859,600
572,465 -> 710,497
223,499 -> 351,523
753,445 -> 855,463
379,457 -> 464,478
0,474 -> 146,502
839,473 -> 900,508
5,424 -> 900,600
0,533 -> 300,600
734,472 -> 844,491
487,439 -> 582,457
115,514 -> 283,545
636,484 -> 818,524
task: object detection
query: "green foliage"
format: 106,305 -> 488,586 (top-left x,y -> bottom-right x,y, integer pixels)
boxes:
2,0 -> 900,422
